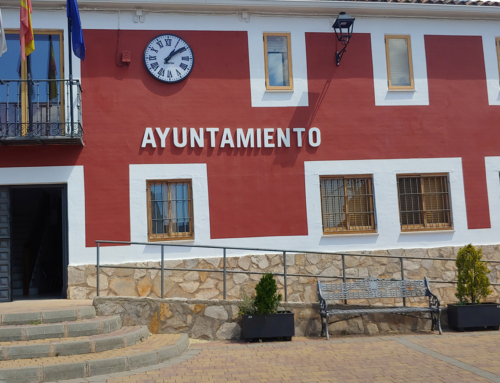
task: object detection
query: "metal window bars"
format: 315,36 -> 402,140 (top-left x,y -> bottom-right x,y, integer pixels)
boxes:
321,177 -> 375,233
398,175 -> 451,230
0,79 -> 83,144
95,240 -> 500,306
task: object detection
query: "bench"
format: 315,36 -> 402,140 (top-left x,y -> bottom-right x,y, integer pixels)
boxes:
317,277 -> 442,339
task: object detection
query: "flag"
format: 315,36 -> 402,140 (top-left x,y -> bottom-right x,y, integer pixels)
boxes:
20,0 -> 35,60
48,35 -> 58,100
67,0 -> 85,60
0,10 -> 7,58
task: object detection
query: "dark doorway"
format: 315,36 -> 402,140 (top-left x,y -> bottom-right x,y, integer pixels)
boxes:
10,186 -> 67,300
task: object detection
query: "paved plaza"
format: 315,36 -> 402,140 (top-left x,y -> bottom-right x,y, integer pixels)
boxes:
103,331 -> 500,383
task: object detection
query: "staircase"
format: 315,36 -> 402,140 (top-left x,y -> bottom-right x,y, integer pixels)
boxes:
0,305 -> 189,383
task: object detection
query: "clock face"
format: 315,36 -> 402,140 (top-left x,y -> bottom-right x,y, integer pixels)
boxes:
144,34 -> 194,83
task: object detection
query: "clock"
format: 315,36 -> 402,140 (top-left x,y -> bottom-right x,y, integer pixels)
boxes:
144,34 -> 194,83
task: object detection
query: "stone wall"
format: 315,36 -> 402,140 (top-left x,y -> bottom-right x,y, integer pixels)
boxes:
93,296 -> 444,340
69,245 -> 500,305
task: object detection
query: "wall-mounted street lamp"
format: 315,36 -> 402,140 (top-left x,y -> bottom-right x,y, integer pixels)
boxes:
332,12 -> 355,66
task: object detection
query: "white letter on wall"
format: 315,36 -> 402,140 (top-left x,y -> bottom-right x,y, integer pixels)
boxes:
220,128 -> 235,148
263,128 -> 275,148
155,127 -> 170,148
308,127 -> 321,147
190,128 -> 204,148
141,127 -> 157,148
173,127 -> 187,148
277,128 -> 290,148
206,127 -> 219,148
256,128 -> 262,148
293,127 -> 305,147
236,129 -> 254,148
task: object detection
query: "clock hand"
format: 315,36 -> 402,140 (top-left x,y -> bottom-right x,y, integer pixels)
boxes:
163,47 -> 187,64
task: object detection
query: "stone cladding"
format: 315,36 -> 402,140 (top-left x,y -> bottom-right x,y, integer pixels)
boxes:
69,245 -> 500,306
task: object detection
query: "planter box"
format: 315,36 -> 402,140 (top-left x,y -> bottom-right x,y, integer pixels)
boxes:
448,303 -> 500,331
241,311 -> 295,341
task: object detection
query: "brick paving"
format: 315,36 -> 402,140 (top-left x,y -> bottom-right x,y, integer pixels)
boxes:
0,334 -> 180,368
106,332 -> 500,383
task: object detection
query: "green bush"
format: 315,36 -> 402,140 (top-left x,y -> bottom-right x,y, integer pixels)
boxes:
239,273 -> 282,316
455,244 -> 492,304
254,273 -> 282,315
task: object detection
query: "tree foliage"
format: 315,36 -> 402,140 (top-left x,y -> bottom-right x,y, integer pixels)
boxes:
245,273 -> 282,315
455,244 -> 492,304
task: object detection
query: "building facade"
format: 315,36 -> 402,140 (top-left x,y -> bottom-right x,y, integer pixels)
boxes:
1,0 -> 500,301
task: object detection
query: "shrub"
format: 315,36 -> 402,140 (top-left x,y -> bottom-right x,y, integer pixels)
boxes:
238,290 -> 256,316
253,273 -> 282,315
239,273 -> 282,316
455,244 -> 492,304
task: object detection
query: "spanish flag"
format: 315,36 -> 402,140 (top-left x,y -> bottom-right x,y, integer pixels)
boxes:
20,0 -> 34,60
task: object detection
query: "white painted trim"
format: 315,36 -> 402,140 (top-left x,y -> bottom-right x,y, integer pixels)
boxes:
6,0 -> 500,21
304,158 -> 471,249
371,28 -> 429,106
485,157 -> 500,230
248,26 -> 309,107
129,163 -> 211,243
483,35 -> 500,105
0,166 -> 87,266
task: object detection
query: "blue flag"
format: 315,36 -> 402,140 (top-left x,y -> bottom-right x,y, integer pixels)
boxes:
67,0 -> 85,61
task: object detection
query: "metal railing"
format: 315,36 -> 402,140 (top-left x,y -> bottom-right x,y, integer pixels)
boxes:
95,240 -> 500,306
0,79 -> 83,143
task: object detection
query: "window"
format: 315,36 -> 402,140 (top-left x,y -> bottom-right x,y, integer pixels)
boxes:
0,30 -> 64,134
320,176 -> 375,234
147,180 -> 193,241
385,35 -> 414,90
397,174 -> 452,231
263,33 -> 293,90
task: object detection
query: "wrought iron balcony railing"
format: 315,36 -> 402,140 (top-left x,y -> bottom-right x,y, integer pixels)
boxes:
0,79 -> 83,145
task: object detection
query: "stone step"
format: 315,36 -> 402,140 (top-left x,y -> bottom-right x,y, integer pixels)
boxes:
0,333 -> 188,383
0,306 -> 95,326
0,315 -> 121,342
0,325 -> 150,360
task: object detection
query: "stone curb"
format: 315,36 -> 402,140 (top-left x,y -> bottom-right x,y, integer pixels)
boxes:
0,333 -> 189,383
0,315 -> 122,342
0,307 -> 96,326
0,326 -> 150,361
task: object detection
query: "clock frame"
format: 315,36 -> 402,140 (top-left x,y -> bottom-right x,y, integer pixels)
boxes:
143,34 -> 194,83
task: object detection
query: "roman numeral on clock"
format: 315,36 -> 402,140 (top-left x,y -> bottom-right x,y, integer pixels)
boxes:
151,62 -> 159,71
156,40 -> 164,48
179,63 -> 188,71
182,56 -> 190,61
167,70 -> 172,78
166,39 -> 172,46
148,56 -> 157,61
176,69 -> 182,76
150,48 -> 158,54
158,68 -> 165,77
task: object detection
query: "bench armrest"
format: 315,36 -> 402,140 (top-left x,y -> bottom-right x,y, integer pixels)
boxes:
317,280 -> 329,315
424,277 -> 441,309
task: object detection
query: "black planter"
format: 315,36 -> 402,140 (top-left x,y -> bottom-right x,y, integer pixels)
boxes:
241,311 -> 295,341
447,303 -> 500,331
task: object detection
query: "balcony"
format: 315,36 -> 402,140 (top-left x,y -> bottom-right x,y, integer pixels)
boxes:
0,79 -> 83,146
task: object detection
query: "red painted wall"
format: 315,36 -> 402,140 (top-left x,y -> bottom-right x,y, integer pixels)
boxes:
0,30 -> 496,246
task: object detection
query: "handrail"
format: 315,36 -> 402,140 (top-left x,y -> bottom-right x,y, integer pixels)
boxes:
95,240 -> 500,305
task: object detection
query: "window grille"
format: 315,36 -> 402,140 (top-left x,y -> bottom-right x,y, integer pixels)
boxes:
397,175 -> 452,231
320,176 -> 375,233
147,180 -> 193,240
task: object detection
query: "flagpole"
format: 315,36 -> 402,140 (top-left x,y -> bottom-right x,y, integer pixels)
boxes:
67,15 -> 74,137
27,54 -> 33,135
